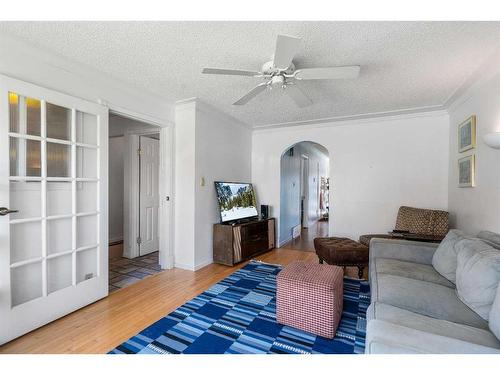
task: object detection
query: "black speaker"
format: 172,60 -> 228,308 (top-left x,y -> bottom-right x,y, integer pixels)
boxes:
261,205 -> 269,219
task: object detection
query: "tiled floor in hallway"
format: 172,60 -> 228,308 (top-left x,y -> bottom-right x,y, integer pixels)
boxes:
109,251 -> 161,292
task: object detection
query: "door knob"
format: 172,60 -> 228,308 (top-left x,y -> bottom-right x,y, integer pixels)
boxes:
0,207 -> 18,216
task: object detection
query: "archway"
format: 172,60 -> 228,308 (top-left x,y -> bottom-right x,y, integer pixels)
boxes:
279,141 -> 330,250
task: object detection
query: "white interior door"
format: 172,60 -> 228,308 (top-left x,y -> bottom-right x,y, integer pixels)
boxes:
138,135 -> 159,256
0,75 -> 108,344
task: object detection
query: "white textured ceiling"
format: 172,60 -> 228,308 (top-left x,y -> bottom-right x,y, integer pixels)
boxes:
1,21 -> 500,127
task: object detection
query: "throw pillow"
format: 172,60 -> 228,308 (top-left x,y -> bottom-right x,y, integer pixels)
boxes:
490,284 -> 500,340
432,229 -> 465,283
455,239 -> 500,320
478,230 -> 500,250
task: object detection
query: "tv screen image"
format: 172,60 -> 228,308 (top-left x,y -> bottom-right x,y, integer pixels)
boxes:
215,182 -> 258,223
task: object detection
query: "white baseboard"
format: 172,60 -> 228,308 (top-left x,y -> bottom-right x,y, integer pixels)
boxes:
194,258 -> 213,271
174,262 -> 195,271
174,258 -> 214,271
109,236 -> 123,244
278,236 -> 292,247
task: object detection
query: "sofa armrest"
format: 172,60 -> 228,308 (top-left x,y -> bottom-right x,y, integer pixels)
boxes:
369,238 -> 439,265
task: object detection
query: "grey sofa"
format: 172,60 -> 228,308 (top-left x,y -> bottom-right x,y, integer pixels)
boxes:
365,235 -> 500,354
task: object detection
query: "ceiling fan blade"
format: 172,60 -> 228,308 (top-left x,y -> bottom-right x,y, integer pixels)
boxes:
285,84 -> 312,108
233,83 -> 268,105
294,66 -> 360,80
273,35 -> 302,70
202,68 -> 261,77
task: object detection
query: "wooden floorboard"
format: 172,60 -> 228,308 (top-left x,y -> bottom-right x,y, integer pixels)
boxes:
0,242 -> 363,354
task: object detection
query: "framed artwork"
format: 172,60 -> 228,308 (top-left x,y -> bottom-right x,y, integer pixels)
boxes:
458,115 -> 476,152
458,154 -> 475,188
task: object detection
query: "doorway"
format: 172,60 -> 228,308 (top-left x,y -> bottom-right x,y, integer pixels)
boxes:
300,155 -> 309,229
107,114 -> 161,292
279,141 -> 329,251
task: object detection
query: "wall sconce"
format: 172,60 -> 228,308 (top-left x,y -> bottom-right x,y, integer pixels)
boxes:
484,132 -> 500,149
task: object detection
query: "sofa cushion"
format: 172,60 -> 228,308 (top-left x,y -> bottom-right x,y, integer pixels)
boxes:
376,274 -> 488,329
365,320 -> 500,354
368,302 -> 500,349
456,239 -> 500,320
478,230 -> 500,250
432,229 -> 465,283
490,285 -> 500,340
375,258 -> 454,288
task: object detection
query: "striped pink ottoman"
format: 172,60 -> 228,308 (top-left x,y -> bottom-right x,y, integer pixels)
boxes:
276,261 -> 343,339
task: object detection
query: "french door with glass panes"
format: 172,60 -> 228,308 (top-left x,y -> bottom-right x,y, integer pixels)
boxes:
0,75 -> 108,344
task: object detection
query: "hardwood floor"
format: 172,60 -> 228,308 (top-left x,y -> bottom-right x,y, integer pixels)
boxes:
282,220 -> 329,252
0,243 -> 363,354
0,249 -> 313,353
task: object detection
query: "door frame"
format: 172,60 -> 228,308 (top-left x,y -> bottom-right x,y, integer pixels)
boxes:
107,105 -> 174,270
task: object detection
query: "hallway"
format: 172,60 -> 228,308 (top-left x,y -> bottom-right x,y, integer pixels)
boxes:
282,220 -> 329,252
280,220 -> 366,279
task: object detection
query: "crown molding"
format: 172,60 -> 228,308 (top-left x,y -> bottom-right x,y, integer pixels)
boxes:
253,105 -> 448,131
444,46 -> 500,112
175,97 -> 252,129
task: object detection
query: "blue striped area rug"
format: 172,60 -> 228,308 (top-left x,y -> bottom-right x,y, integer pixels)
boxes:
110,260 -> 370,354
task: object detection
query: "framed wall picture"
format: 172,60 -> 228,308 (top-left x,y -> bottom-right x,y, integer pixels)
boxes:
458,154 -> 475,188
458,115 -> 476,152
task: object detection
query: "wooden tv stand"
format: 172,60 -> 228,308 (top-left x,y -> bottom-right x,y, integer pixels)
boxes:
213,218 -> 276,266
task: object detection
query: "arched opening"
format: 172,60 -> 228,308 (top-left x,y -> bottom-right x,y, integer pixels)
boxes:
279,141 -> 330,250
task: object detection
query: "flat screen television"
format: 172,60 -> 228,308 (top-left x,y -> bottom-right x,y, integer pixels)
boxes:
214,181 -> 258,223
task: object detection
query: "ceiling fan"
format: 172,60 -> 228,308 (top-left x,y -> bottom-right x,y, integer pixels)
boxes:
201,34 -> 360,108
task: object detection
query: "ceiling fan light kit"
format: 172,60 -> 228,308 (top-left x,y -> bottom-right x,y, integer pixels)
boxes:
202,34 -> 361,108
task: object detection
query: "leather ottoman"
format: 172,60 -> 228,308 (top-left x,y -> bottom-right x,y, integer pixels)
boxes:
276,261 -> 343,339
314,237 -> 369,279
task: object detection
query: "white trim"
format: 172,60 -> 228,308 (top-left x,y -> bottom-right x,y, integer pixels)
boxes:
175,258 -> 212,272
176,97 -> 251,129
174,262 -> 195,271
253,107 -> 448,131
278,236 -> 292,248
159,126 -> 175,270
108,236 -> 123,244
194,258 -> 214,271
123,133 -> 139,259
105,101 -> 173,128
9,257 -> 44,269
445,50 -> 500,112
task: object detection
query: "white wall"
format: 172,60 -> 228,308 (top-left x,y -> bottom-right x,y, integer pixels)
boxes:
108,137 -> 124,242
174,101 -> 197,269
279,142 -> 329,244
252,111 -> 450,245
447,59 -> 500,235
174,99 -> 252,270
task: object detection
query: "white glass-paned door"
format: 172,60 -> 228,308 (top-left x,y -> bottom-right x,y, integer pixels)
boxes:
0,75 -> 108,344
